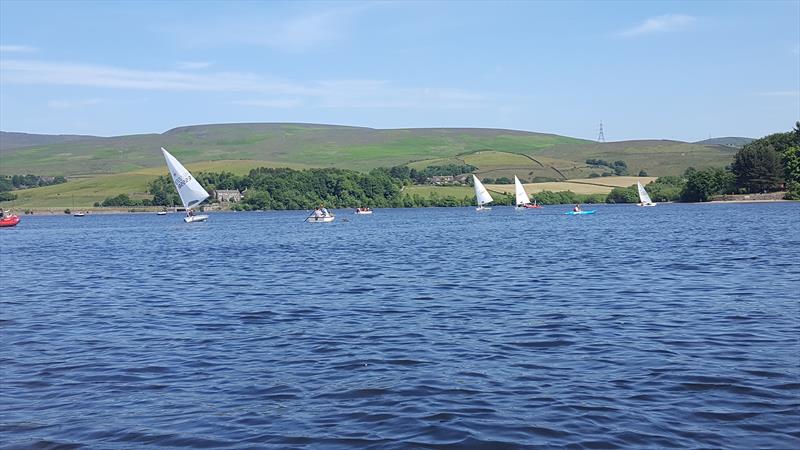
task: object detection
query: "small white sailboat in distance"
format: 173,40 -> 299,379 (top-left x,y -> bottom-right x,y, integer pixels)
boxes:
514,175 -> 530,209
637,180 -> 656,207
513,175 -> 542,209
161,147 -> 210,222
472,175 -> 493,211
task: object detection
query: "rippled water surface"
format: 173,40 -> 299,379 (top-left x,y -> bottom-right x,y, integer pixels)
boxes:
2,203 -> 799,449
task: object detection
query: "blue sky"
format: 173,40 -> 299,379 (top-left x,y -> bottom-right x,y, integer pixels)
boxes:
1,0 -> 798,141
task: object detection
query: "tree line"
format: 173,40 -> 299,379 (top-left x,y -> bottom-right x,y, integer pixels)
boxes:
0,174 -> 68,201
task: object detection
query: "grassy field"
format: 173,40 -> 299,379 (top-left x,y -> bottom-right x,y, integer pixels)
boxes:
1,123 -> 736,208
2,159 -> 316,208
1,123 -> 735,177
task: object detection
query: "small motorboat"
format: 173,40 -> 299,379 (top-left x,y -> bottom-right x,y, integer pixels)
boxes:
0,213 -> 20,228
157,211 -> 168,215
73,212 -> 86,217
307,214 -> 335,223
355,208 -> 373,215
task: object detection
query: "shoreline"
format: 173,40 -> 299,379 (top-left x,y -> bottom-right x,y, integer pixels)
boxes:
6,198 -> 796,215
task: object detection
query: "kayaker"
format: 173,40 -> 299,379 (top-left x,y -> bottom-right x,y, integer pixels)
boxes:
573,204 -> 581,212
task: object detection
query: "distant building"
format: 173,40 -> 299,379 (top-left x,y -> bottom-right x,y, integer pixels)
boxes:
215,189 -> 242,203
429,174 -> 470,186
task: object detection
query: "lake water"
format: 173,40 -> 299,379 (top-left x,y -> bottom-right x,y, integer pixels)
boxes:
1,203 -> 799,449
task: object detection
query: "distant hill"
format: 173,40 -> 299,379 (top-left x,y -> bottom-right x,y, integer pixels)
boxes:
0,123 -> 738,179
693,137 -> 754,148
0,131 -> 104,151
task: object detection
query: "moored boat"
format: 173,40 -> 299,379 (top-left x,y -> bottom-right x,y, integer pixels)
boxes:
307,215 -> 335,223
0,212 -> 20,227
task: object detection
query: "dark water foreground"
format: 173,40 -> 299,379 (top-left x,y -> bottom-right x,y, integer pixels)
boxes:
1,203 -> 798,449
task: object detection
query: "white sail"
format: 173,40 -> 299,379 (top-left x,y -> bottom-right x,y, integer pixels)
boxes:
637,180 -> 653,205
161,147 -> 209,210
514,175 -> 531,206
472,175 -> 494,206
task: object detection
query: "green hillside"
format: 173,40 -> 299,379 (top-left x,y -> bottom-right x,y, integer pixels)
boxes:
1,123 -> 739,208
0,123 -> 736,177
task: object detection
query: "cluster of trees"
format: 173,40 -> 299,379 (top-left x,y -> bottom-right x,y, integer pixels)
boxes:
0,174 -> 68,201
731,122 -> 800,199
1,174 -> 67,190
97,194 -> 156,207
365,164 -> 476,185
585,159 -> 630,176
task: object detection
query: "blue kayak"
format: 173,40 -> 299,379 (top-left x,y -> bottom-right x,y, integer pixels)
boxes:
564,210 -> 596,215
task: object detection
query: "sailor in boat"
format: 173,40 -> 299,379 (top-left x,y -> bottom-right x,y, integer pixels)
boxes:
320,205 -> 329,217
573,204 -> 582,212
187,209 -> 195,218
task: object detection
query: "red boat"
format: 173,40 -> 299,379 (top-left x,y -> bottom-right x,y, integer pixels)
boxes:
524,204 -> 543,209
0,214 -> 20,227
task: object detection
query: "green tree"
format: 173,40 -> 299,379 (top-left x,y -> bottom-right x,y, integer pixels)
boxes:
731,144 -> 785,193
783,122 -> 800,199
606,186 -> 638,203
681,167 -> 734,202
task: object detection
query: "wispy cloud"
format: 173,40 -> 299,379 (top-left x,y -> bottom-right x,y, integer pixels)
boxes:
1,59 -> 312,94
48,98 -> 107,109
0,44 -> 38,53
1,59 -> 489,110
618,14 -> 696,37
176,61 -> 213,70
168,6 -> 367,53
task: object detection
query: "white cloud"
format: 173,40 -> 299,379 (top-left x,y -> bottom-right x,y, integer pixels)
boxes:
0,45 -> 38,53
1,59 -> 490,110
48,98 -> 107,109
618,14 -> 696,37
176,61 -> 213,70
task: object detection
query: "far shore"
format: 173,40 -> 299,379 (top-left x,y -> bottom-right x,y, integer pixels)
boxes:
7,198 -> 795,215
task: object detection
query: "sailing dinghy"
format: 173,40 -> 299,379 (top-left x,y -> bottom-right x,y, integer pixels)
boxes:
161,147 -> 210,223
472,175 -> 493,211
637,180 -> 656,207
514,175 -> 542,209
